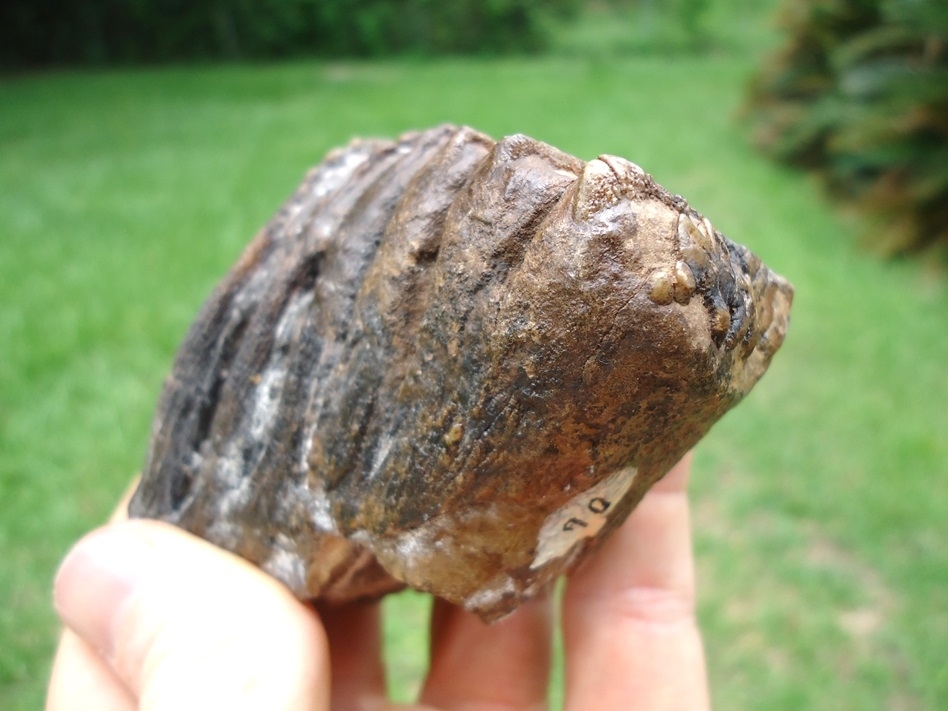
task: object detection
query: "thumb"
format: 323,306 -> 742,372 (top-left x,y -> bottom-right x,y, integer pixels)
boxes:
52,519 -> 330,711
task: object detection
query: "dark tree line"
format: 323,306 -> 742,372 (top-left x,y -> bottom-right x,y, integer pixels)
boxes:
1,0 -> 579,68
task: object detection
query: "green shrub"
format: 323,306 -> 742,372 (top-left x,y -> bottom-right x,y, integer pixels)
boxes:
746,0 -> 948,256
0,0 -> 580,68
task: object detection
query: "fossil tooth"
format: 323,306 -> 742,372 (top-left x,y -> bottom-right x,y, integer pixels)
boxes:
128,124 -> 794,621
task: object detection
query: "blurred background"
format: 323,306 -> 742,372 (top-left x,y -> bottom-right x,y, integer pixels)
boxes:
1,1 -> 945,709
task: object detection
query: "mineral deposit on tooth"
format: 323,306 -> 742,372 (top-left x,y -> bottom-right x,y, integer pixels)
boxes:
129,124 -> 794,620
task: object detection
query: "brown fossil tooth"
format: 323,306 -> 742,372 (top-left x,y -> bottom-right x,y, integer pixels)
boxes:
128,124 -> 793,621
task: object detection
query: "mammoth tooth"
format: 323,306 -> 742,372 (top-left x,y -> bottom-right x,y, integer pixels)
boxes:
128,124 -> 794,621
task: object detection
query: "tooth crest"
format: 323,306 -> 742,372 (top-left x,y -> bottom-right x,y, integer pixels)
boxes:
574,159 -> 620,219
672,261 -> 696,304
678,212 -> 713,251
598,154 -> 646,179
647,269 -> 675,305
701,216 -> 716,243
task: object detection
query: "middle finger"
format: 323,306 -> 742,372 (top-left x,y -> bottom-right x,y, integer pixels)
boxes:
418,594 -> 553,710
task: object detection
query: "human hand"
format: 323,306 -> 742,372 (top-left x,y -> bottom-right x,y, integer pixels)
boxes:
46,454 -> 709,710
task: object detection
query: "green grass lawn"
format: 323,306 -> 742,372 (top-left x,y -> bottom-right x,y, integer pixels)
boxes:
2,52 -> 946,710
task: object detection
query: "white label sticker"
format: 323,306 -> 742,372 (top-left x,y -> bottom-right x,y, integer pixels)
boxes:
531,466 -> 637,569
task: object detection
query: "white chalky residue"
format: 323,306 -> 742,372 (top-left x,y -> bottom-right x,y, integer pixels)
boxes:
206,517 -> 251,550
210,448 -> 260,525
276,290 -> 313,342
530,466 -> 638,569
248,366 -> 284,440
312,150 -> 370,199
218,449 -> 242,487
464,576 -> 516,613
211,292 -> 318,523
232,250 -> 276,307
304,478 -> 337,533
261,548 -> 307,596
393,524 -> 434,568
249,290 -> 313,441
298,420 -> 315,474
295,433 -> 337,534
368,435 -> 394,481
282,149 -> 371,239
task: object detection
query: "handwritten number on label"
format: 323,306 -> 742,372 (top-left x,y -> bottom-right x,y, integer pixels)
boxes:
588,497 -> 611,514
561,498 -> 613,532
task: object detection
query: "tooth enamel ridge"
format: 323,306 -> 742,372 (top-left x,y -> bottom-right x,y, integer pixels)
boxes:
129,124 -> 794,621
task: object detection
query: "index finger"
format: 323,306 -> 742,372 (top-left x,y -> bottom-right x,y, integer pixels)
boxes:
561,453 -> 710,710
47,475 -> 143,711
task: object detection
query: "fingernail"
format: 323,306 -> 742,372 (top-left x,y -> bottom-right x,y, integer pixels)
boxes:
53,523 -> 153,659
